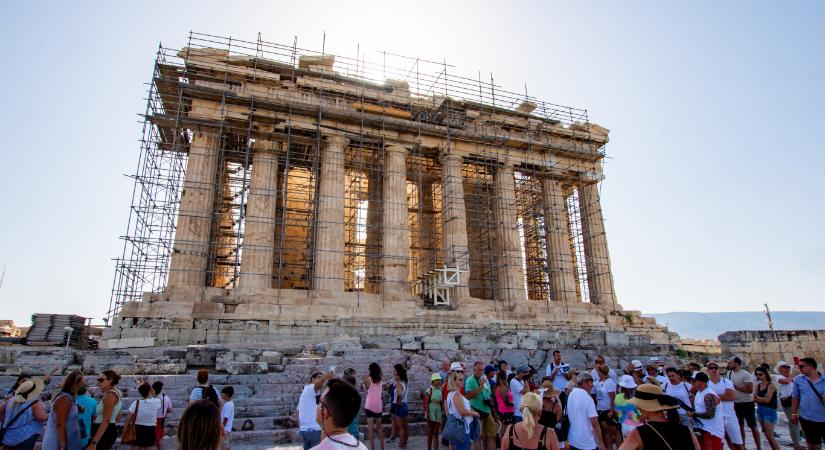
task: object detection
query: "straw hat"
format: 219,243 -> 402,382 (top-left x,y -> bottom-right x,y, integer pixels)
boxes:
629,383 -> 677,412
12,379 -> 44,404
430,373 -> 443,382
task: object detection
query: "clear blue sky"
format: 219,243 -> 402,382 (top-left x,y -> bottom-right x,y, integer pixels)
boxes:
1,1 -> 823,325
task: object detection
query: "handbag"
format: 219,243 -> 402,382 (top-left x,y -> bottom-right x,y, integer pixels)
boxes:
0,401 -> 38,443
554,398 -> 570,442
442,394 -> 467,444
121,399 -> 139,445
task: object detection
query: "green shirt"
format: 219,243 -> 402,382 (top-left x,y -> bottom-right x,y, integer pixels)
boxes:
465,375 -> 492,413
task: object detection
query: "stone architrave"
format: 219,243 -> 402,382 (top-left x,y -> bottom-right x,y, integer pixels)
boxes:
494,165 -> 527,303
542,177 -> 579,302
440,153 -> 471,298
167,130 -> 221,289
381,145 -> 412,295
239,141 -> 280,290
313,136 -> 348,292
579,182 -> 617,307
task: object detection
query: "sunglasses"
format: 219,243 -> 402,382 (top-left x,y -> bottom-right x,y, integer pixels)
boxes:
97,377 -> 106,383
707,367 -> 719,370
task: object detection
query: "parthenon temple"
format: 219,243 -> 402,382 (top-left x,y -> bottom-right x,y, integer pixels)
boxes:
104,33 -> 668,347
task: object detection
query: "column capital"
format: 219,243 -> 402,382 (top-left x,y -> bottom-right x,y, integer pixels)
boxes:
440,152 -> 463,164
253,140 -> 282,155
385,143 -> 410,155
324,135 -> 350,148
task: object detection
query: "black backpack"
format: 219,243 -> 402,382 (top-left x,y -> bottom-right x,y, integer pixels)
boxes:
199,385 -> 221,408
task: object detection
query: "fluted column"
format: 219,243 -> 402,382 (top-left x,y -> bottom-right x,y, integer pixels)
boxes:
494,166 -> 527,303
363,161 -> 383,293
239,141 -> 280,290
313,136 -> 348,292
441,153 -> 471,298
382,145 -> 411,295
578,182 -> 617,307
542,177 -> 579,302
168,130 -> 221,289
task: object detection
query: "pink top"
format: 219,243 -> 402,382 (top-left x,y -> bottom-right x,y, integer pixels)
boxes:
365,381 -> 383,413
494,388 -> 514,414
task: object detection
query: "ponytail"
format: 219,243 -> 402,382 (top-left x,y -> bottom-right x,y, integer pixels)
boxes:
520,405 -> 536,439
518,392 -> 542,439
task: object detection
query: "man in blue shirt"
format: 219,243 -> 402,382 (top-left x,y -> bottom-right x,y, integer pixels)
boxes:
791,357 -> 825,450
76,385 -> 97,448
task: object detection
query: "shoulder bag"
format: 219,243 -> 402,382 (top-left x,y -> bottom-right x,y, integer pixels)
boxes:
121,399 -> 139,445
442,393 -> 466,444
0,401 -> 38,443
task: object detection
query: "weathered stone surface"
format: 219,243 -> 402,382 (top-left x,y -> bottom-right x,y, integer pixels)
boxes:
83,352 -> 137,374
133,359 -> 187,374
222,361 -> 268,375
186,345 -> 225,366
99,338 -> 155,349
260,351 -> 283,365
421,336 -> 457,350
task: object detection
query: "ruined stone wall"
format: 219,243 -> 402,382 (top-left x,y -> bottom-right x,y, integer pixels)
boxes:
719,330 -> 825,366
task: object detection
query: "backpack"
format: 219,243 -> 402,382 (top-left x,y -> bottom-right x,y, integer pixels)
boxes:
199,385 -> 220,408
0,401 -> 38,443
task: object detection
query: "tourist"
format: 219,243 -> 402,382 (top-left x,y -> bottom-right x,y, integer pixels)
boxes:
177,400 -> 222,450
500,392 -> 559,450
536,379 -> 561,429
2,367 -> 57,403
687,372 -> 724,450
76,385 -> 96,448
42,370 -> 85,450
791,357 -> 825,450
678,368 -> 694,385
465,362 -> 495,450
484,365 -> 498,390
88,370 -> 123,450
774,361 -> 803,450
614,375 -> 642,438
594,365 -> 621,449
620,383 -> 699,450
727,357 -> 760,450
499,360 -> 512,377
1,378 -> 48,450
125,381 -> 162,450
342,369 -> 360,440
151,381 -> 172,450
189,369 -> 221,408
312,379 -> 369,450
389,364 -> 409,449
627,360 -> 644,386
752,367 -> 780,450
545,351 -> 571,393
590,356 -> 617,385
494,370 -> 515,429
510,366 -> 531,423
299,371 -> 334,450
662,367 -> 693,428
445,371 -> 480,450
440,360 -> 452,382
220,386 -> 235,450
423,373 -> 444,450
705,361 -> 743,450
642,364 -> 666,386
688,362 -> 702,378
566,372 -> 605,450
363,363 -> 384,450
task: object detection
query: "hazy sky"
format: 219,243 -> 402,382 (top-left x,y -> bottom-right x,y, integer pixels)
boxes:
1,1 -> 823,326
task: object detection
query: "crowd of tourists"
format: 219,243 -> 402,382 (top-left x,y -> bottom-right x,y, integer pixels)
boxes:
1,353 -> 823,450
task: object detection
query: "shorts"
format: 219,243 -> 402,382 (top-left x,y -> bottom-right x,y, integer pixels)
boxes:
699,431 -> 723,450
723,415 -> 743,445
300,429 -> 321,450
479,414 -> 497,437
390,403 -> 409,418
364,409 -> 382,419
155,417 -> 166,442
90,423 -> 118,450
800,417 -> 825,445
756,405 -> 777,424
734,401 -> 757,428
135,424 -> 157,447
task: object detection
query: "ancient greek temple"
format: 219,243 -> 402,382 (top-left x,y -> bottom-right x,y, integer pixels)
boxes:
105,33 -> 665,347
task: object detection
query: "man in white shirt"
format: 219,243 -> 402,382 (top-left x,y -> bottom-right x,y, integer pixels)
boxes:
662,367 -> 692,427
589,355 -> 617,395
567,372 -> 606,450
298,371 -> 334,450
642,364 -> 667,386
311,379 -> 369,450
546,350 -> 571,392
509,366 -> 530,422
706,361 -> 744,450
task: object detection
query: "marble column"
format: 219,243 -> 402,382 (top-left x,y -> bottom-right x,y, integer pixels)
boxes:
239,141 -> 280,290
542,177 -> 579,302
494,165 -> 527,303
440,153 -> 471,298
578,182 -> 617,307
167,130 -> 221,289
313,136 -> 348,292
363,161 -> 383,293
382,145 -> 411,295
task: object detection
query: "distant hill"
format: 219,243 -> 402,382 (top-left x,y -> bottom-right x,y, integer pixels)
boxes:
644,311 -> 825,340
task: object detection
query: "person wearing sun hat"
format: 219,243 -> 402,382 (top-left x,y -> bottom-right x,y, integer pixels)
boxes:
614,375 -> 642,438
1,379 -> 48,449
621,383 -> 699,449
773,361 -> 803,450
423,373 -> 443,450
